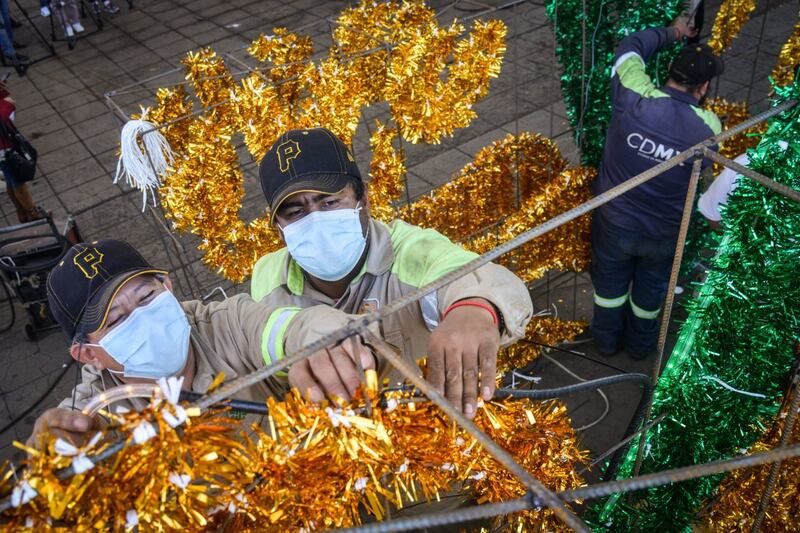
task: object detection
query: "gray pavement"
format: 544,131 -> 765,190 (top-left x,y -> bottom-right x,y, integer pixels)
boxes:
0,0 -> 796,494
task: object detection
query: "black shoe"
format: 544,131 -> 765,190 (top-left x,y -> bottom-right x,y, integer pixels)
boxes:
596,344 -> 620,357
6,53 -> 30,76
626,346 -> 656,361
10,17 -> 21,29
12,40 -> 27,49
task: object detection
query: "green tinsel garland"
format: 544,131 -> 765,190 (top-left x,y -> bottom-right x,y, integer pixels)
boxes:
546,0 -> 682,166
588,81 -> 800,530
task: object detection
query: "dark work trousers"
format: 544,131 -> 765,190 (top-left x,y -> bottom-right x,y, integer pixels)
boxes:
589,211 -> 676,354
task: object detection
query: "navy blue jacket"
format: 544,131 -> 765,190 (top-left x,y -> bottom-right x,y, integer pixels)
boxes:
592,27 -> 722,241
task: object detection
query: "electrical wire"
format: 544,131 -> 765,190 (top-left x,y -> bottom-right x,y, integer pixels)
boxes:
0,359 -> 75,437
574,0 -> 607,148
497,372 -> 649,401
497,370 -> 651,480
522,338 -> 631,374
539,350 -> 610,431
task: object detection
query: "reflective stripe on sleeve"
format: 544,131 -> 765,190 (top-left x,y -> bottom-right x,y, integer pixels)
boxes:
629,298 -> 660,320
611,51 -> 642,78
593,292 -> 629,309
261,307 -> 301,365
421,291 -> 439,330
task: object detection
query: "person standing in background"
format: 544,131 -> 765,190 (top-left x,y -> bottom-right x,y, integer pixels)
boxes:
588,17 -> 723,360
0,0 -> 28,74
0,80 -> 45,223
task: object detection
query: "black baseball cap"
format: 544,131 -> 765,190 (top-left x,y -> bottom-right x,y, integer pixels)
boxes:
46,239 -> 167,340
259,128 -> 362,223
669,43 -> 724,86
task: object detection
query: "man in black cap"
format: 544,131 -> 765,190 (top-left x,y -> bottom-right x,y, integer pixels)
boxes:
252,127 -> 533,419
588,17 -> 723,360
27,239 -> 374,448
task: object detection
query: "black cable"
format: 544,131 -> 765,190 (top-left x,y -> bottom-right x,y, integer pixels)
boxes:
497,372 -> 652,480
0,358 -> 75,436
178,390 -> 268,415
0,235 -> 70,274
496,372 -> 650,400
522,339 -> 631,375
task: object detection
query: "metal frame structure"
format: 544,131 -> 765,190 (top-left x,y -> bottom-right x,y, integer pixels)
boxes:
2,0 -> 795,530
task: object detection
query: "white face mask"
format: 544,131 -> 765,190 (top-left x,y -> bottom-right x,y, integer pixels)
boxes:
280,204 -> 368,281
86,291 -> 190,379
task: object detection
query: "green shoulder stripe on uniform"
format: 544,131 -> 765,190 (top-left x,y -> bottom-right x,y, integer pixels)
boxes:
261,306 -> 301,365
615,54 -> 668,99
691,106 -> 722,135
251,248 -> 295,302
388,220 -> 478,288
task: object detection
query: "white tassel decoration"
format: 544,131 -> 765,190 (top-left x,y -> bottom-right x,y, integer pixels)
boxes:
114,116 -> 174,211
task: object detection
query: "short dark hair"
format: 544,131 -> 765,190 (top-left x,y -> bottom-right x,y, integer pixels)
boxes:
349,175 -> 366,201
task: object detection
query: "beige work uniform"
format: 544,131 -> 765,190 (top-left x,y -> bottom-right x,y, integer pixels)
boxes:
57,295 -> 287,416
250,218 -> 534,384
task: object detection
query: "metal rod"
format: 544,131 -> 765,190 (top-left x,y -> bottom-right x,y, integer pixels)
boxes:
105,66 -> 183,97
335,444 -> 800,533
512,0 -> 521,210
334,498 -> 531,533
460,0 -> 527,23
577,414 -> 667,476
632,156 -> 703,478
566,443 -> 800,502
361,331 -> 590,533
745,0 -> 770,107
703,148 -> 800,203
578,0 -> 587,152
751,375 -> 800,533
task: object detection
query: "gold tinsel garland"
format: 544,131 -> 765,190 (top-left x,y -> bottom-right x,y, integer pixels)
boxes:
143,0 -> 512,281
0,388 -> 587,531
771,21 -> 800,87
463,165 -> 594,281
700,403 -> 800,531
400,132 -> 569,241
708,0 -> 758,54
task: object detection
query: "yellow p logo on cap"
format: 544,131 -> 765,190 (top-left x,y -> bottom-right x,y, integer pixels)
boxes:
277,139 -> 301,172
73,248 -> 104,279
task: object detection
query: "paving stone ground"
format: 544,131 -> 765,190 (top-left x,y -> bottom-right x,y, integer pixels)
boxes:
0,0 -> 796,487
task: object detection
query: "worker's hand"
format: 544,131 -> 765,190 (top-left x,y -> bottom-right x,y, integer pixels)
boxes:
26,408 -> 101,450
427,299 -> 501,419
672,15 -> 698,40
289,337 -> 376,403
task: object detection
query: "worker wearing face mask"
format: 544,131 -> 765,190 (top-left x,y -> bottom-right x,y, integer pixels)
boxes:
27,239 -> 375,448
251,128 -> 534,420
